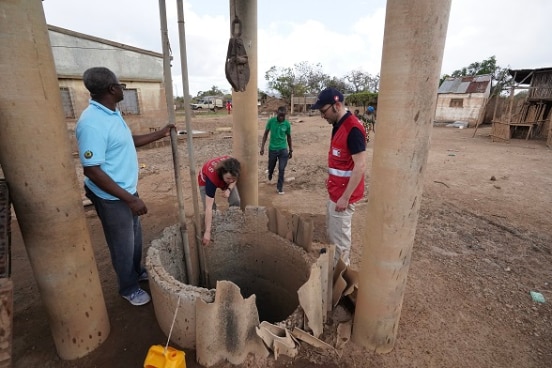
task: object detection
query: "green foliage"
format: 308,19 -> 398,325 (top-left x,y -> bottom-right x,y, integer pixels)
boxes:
264,62 -> 380,101
325,77 -> 349,93
264,61 -> 330,103
345,92 -> 378,109
196,86 -> 225,98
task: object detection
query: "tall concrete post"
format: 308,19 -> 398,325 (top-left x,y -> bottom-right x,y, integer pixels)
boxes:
0,0 -> 110,359
229,0 -> 259,207
352,0 -> 451,352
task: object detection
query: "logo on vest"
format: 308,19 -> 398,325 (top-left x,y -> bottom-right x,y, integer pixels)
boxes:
332,148 -> 341,157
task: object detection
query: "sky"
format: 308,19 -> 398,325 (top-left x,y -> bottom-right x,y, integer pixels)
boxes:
42,0 -> 552,98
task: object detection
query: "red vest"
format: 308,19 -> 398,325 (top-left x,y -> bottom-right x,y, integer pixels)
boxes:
327,116 -> 365,203
198,155 -> 231,189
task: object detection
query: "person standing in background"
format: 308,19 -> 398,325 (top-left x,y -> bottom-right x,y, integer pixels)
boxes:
354,109 -> 371,143
366,105 -> 377,133
260,106 -> 293,194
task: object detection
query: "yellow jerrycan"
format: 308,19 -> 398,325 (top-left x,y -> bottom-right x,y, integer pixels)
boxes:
143,344 -> 186,368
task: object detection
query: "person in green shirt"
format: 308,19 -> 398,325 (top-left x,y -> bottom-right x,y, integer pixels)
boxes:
260,106 -> 293,194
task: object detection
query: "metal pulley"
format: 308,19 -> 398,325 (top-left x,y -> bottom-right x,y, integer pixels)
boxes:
225,16 -> 250,92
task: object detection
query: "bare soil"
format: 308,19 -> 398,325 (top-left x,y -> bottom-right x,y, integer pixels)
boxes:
10,111 -> 552,367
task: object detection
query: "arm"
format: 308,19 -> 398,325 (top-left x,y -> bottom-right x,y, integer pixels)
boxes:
133,123 -> 175,147
203,195 -> 215,245
83,166 -> 148,215
335,151 -> 367,211
260,129 -> 269,155
287,133 -> 293,158
222,180 -> 237,198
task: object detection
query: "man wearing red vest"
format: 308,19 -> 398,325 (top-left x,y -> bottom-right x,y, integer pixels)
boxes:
198,156 -> 241,245
311,88 -> 367,266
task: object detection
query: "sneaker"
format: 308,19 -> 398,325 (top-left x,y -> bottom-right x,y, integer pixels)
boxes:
278,190 -> 285,195
138,270 -> 148,282
122,288 -> 151,306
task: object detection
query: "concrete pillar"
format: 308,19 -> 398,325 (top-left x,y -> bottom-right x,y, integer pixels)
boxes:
230,0 -> 259,207
0,0 -> 110,359
352,0 -> 451,352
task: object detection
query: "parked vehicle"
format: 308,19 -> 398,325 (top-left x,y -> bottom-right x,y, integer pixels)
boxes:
190,97 -> 224,110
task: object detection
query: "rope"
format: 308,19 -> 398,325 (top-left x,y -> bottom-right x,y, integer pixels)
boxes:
164,295 -> 181,353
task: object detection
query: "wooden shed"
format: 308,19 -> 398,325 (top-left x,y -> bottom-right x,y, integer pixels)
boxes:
490,67 -> 552,147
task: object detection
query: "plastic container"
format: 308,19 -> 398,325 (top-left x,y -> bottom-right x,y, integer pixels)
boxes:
144,345 -> 186,368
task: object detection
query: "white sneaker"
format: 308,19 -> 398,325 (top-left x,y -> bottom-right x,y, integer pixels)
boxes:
122,288 -> 151,306
278,190 -> 284,195
138,270 -> 148,282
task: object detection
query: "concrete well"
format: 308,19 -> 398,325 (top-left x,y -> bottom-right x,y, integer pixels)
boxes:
146,206 -> 315,349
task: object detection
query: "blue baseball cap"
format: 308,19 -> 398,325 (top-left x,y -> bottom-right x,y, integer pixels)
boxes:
311,88 -> 344,110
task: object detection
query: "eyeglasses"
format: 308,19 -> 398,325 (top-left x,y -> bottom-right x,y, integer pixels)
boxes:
320,104 -> 334,116
112,83 -> 126,90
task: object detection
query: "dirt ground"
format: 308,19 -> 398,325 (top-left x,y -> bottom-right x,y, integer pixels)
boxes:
9,110 -> 552,367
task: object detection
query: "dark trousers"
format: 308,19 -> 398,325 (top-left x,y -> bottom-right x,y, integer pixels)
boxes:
268,148 -> 289,192
85,186 -> 144,297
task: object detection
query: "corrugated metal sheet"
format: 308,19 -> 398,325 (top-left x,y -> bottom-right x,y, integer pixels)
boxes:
509,67 -> 552,83
438,74 -> 491,94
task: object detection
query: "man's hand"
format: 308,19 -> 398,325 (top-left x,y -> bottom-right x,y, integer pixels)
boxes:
127,196 -> 148,216
260,148 -> 265,155
335,196 -> 349,212
161,123 -> 176,137
288,150 -> 293,159
202,232 -> 211,245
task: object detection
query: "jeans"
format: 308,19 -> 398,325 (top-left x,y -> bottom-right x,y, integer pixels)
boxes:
268,148 -> 289,192
326,200 -> 355,266
85,186 -> 144,297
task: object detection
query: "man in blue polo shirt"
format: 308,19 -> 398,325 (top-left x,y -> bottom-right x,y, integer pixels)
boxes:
76,67 -> 174,306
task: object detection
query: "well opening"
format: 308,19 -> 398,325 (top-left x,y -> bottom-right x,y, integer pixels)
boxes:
146,206 -> 316,350
204,233 -> 310,323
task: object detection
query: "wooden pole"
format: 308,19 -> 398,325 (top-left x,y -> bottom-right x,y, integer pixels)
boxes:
175,0 -> 207,287
158,0 -> 198,286
352,0 -> 451,353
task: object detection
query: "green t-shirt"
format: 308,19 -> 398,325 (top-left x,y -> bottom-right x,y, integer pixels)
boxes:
265,117 -> 291,150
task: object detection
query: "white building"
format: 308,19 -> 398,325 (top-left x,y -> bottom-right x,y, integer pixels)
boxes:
434,74 -> 492,127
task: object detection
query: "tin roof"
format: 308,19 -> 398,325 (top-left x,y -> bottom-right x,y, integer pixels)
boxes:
508,67 -> 552,84
438,74 -> 492,94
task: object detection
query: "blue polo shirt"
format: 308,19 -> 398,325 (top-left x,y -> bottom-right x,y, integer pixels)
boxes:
76,100 -> 138,200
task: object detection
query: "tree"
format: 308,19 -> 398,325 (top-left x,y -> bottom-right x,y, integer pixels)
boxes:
196,86 -> 225,98
265,63 -> 381,101
323,76 -> 348,93
264,62 -> 328,103
344,70 -> 380,93
346,91 -> 378,110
